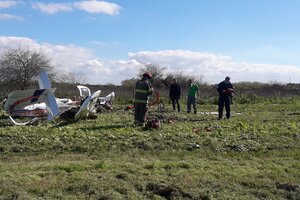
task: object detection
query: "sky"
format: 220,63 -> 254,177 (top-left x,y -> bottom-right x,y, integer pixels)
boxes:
1,0 -> 300,85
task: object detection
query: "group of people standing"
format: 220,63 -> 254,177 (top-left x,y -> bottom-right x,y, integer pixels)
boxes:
133,73 -> 235,126
169,78 -> 200,114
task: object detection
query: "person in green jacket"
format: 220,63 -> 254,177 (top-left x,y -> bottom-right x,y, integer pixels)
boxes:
187,79 -> 199,114
134,72 -> 153,126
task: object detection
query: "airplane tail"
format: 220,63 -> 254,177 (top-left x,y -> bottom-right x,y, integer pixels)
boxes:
37,71 -> 60,121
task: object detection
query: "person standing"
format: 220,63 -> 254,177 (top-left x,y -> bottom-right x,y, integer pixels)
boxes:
169,78 -> 181,112
187,79 -> 199,114
134,72 -> 153,126
217,76 -> 235,119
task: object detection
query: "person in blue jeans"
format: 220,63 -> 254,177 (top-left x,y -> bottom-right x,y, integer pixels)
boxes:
217,76 -> 235,119
187,79 -> 199,114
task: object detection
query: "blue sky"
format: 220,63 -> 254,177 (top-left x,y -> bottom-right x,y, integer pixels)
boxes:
1,0 -> 300,84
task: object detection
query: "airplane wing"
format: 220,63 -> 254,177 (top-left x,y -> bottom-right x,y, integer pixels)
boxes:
74,96 -> 92,121
88,90 -> 101,113
91,90 -> 101,100
98,92 -> 115,105
73,90 -> 101,120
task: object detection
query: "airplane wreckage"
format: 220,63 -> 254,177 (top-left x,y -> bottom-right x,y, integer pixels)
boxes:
1,71 -> 115,125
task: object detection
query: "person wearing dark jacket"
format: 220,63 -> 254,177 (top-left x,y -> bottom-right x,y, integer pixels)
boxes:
134,72 -> 153,126
217,76 -> 234,119
169,79 -> 181,112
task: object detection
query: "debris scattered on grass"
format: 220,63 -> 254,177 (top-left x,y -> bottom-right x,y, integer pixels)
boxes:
276,182 -> 299,192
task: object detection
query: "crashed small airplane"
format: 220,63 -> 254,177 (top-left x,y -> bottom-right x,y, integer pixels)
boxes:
1,71 -> 115,125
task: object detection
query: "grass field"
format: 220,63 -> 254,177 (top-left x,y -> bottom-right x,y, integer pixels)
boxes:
0,101 -> 299,199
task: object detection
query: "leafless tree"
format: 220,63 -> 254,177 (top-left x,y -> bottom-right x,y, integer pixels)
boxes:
56,71 -> 86,84
138,63 -> 167,88
0,47 -> 54,90
138,63 -> 166,80
164,72 -> 205,88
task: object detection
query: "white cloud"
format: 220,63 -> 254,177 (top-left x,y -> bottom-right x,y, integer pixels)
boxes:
32,2 -> 73,14
74,0 -> 121,15
129,50 -> 300,84
107,59 -> 144,82
32,1 -> 121,15
87,16 -> 97,20
1,36 -> 300,85
0,13 -> 23,20
91,40 -> 119,46
0,0 -> 18,8
0,37 -> 102,83
0,37 -> 134,85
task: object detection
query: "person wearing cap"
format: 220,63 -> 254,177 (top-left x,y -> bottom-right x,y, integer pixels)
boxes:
169,78 -> 181,112
134,72 -> 154,126
187,79 -> 199,114
217,76 -> 235,119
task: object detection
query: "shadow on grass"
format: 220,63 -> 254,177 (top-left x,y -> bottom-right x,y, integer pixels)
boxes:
162,116 -> 213,123
78,124 -> 127,131
51,120 -> 76,128
0,122 -> 13,127
288,112 -> 300,115
0,115 -> 9,120
0,115 -> 13,127
51,117 -> 129,130
185,118 -> 212,122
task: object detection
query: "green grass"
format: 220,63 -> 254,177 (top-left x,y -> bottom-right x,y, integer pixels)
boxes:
0,102 -> 299,199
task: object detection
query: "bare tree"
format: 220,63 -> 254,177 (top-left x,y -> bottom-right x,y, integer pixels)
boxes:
56,71 -> 86,84
138,63 -> 166,80
138,63 -> 166,88
0,47 -> 54,90
164,72 -> 205,88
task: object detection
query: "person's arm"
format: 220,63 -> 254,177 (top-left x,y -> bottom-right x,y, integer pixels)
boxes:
217,83 -> 221,93
147,82 -> 154,95
217,82 -> 225,94
229,83 -> 235,94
